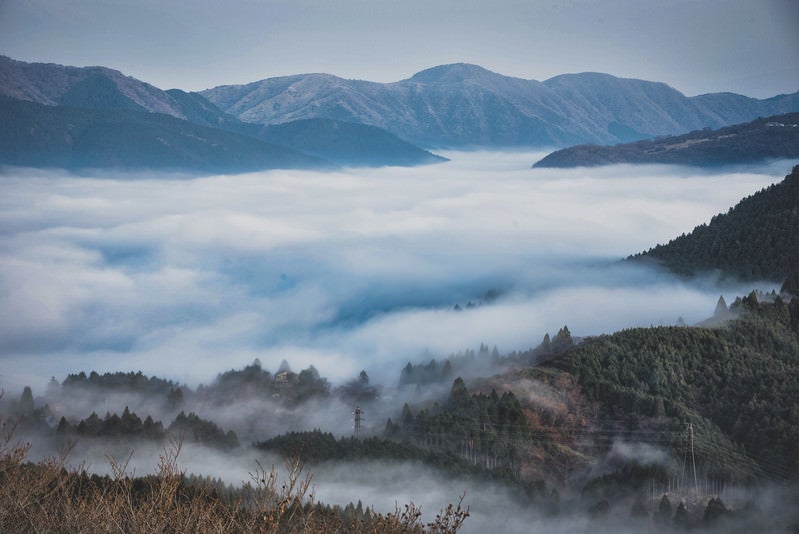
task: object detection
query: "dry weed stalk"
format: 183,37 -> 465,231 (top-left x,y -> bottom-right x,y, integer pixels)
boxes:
0,405 -> 468,533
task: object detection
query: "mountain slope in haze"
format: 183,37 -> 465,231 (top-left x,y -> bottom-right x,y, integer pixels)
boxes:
533,112 -> 799,167
0,56 -> 445,170
629,165 -> 799,281
0,96 -> 321,173
252,118 -> 447,167
202,65 -> 581,147
0,55 -> 238,129
201,63 -> 799,148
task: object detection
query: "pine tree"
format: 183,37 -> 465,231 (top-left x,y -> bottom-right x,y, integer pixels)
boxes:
540,333 -> 552,353
552,326 -> 573,352
18,386 -> 34,416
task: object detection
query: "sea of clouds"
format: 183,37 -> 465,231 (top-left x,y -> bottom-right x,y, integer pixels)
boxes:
0,152 -> 789,390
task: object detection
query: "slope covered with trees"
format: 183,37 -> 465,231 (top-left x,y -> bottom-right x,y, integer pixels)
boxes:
533,112 -> 799,167
547,295 -> 799,480
629,165 -> 799,281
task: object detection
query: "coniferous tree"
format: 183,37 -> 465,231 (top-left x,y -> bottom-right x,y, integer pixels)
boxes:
552,326 -> 573,353
656,495 -> 672,523
540,333 -> 551,353
703,497 -> 729,524
18,386 -> 34,416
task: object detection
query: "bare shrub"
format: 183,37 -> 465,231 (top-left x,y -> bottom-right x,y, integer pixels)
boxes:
0,418 -> 467,533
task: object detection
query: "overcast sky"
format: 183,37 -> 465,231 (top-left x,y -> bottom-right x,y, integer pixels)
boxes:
0,0 -> 797,98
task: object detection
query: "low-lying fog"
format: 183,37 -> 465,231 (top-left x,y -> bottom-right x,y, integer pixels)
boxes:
0,152 -> 787,389
33,441 -> 797,534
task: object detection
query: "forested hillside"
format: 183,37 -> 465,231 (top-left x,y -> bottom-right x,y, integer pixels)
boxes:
533,112 -> 799,167
631,165 -> 799,281
548,295 -> 799,480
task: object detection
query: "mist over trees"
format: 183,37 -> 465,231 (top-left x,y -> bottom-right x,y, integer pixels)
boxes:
3,282 -> 799,531
1,148 -> 798,531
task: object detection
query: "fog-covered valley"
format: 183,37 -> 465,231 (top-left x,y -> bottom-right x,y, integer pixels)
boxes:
0,152 -> 785,388
2,152 -> 796,532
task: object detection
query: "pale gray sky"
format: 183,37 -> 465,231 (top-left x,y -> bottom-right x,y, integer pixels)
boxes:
0,0 -> 798,97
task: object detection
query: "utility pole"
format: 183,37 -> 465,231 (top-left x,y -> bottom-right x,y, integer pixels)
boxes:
353,406 -> 363,435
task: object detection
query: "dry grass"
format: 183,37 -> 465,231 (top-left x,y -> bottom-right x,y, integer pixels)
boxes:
0,417 -> 468,533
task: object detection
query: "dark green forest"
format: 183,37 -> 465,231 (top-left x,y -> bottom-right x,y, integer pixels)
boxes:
549,295 -> 799,480
631,165 -> 799,281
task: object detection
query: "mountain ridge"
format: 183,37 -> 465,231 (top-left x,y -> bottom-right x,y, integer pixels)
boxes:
0,95 -> 323,173
0,57 -> 445,172
200,63 -> 799,148
533,111 -> 799,167
5,55 -> 798,149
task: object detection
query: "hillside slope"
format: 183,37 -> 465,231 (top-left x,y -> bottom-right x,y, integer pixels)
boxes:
533,112 -> 799,167
0,55 -> 236,128
0,57 -> 445,170
0,96 -> 321,173
629,165 -> 799,281
252,118 -> 446,167
547,297 -> 799,481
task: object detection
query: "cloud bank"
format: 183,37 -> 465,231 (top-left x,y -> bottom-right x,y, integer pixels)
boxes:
0,153 -> 787,390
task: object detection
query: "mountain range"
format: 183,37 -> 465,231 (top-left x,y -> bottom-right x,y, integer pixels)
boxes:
201,63 -> 799,147
2,55 -> 799,172
533,112 -> 799,167
0,56 -> 442,172
0,95 -> 323,173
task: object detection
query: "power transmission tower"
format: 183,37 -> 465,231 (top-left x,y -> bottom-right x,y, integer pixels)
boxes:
353,406 -> 363,435
682,422 -> 699,499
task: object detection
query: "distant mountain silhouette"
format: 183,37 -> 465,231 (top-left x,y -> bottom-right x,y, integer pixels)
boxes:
253,118 -> 446,167
3,55 -> 798,167
0,95 -> 321,173
0,56 -> 445,171
533,112 -> 799,167
201,63 -> 799,148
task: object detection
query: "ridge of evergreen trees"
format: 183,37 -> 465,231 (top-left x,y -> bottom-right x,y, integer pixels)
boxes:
57,409 -> 238,450
201,360 -> 330,406
398,344 -> 504,387
58,407 -> 166,440
256,429 -> 436,464
61,370 -> 181,397
386,377 -> 530,474
630,165 -> 799,282
255,428 -> 555,507
547,297 -> 799,480
169,411 -> 239,450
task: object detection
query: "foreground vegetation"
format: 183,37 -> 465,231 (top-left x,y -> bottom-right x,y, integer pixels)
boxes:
3,290 -> 797,531
0,433 -> 468,533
